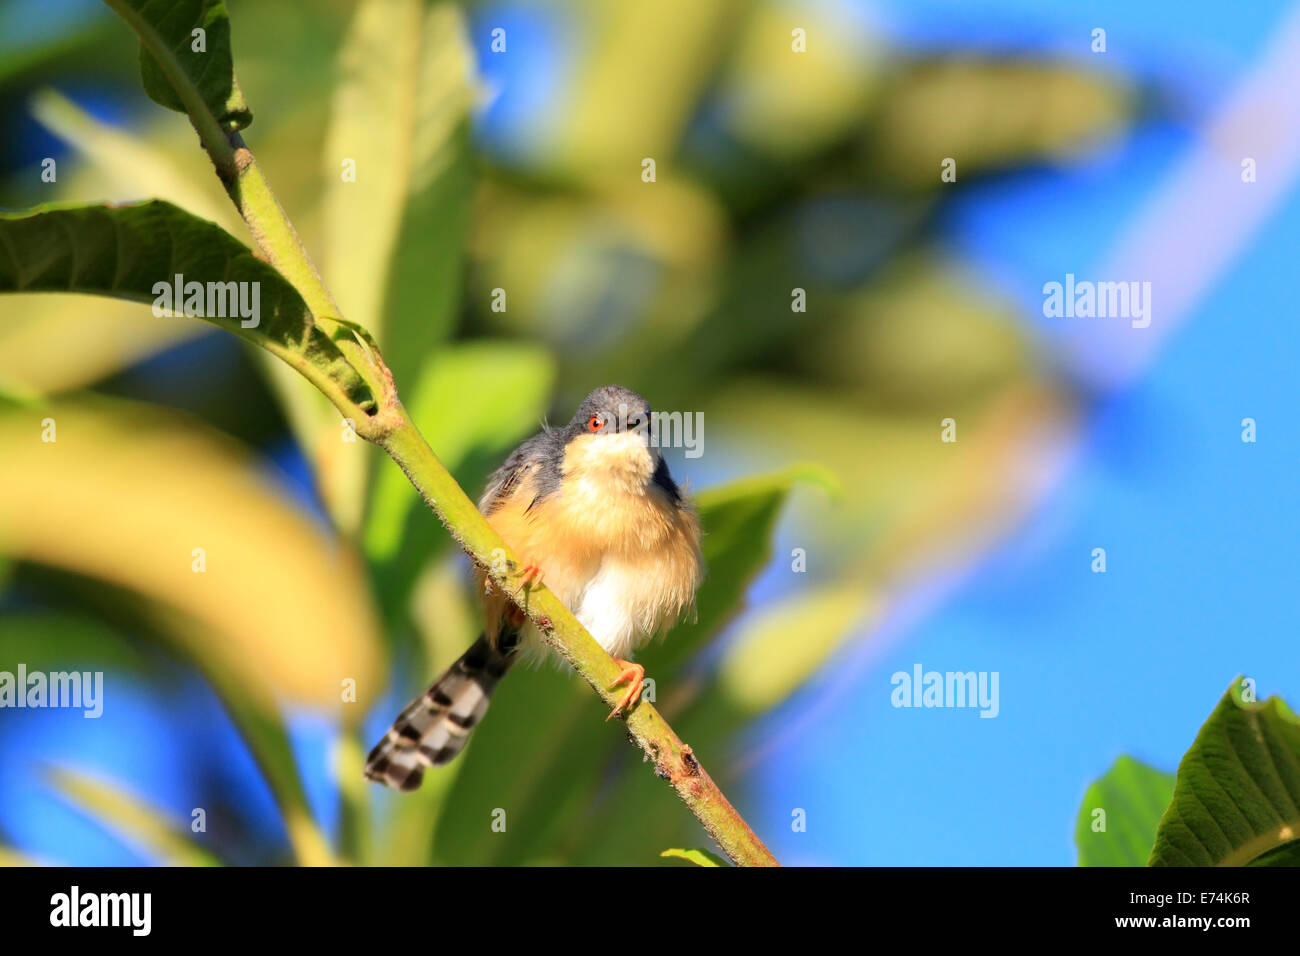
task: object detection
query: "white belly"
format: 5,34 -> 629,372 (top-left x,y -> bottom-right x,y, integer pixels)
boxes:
573,559 -> 652,660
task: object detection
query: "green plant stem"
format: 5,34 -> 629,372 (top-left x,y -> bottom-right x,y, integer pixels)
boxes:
223,132 -> 338,318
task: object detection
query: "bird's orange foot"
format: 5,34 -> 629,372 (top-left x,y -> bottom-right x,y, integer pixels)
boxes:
512,562 -> 545,599
506,563 -> 546,628
606,658 -> 646,721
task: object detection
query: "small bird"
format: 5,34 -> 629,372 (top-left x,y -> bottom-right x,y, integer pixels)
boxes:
365,385 -> 704,791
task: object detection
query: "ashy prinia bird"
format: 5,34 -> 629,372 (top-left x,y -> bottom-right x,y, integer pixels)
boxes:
365,384 -> 704,791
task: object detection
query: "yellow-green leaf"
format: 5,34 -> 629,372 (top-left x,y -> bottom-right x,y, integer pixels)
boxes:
45,766 -> 221,867
661,847 -> 725,867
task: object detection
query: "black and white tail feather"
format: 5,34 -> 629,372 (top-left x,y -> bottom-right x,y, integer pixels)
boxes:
364,630 -> 520,791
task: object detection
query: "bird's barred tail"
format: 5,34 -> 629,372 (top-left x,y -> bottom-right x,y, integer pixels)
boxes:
364,632 -> 518,791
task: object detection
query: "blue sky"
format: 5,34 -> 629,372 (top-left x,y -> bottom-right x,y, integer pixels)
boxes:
754,0 -> 1300,864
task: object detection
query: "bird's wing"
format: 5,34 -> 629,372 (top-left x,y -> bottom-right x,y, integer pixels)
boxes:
478,431 -> 554,515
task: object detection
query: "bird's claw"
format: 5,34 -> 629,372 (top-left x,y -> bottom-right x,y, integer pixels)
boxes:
606,659 -> 645,721
512,562 -> 545,599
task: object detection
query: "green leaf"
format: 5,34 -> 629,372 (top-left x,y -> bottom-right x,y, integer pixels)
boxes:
547,0 -> 737,175
660,847 -> 725,867
324,0 -> 476,387
1149,679 -> 1300,866
0,200 -> 374,415
44,766 -> 221,867
1075,756 -> 1175,867
105,0 -> 251,131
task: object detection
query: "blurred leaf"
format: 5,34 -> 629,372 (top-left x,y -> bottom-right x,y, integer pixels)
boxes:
865,59 -> 1131,188
324,0 -> 476,385
191,648 -> 336,867
552,0 -> 735,175
473,182 -> 726,370
411,557 -> 482,667
717,0 -> 881,159
1074,756 -> 1175,867
30,88 -> 240,229
0,846 -> 41,866
368,559 -> 482,865
0,398 -> 382,709
0,611 -> 156,678
705,377 -> 1073,578
0,401 -> 366,865
110,0 -> 252,131
0,200 -> 375,413
428,661 -> 602,865
795,255 -> 1031,409
0,605 -> 333,866
662,197 -> 929,387
1149,679 -> 1300,866
366,341 -> 555,556
717,585 -> 868,716
0,293 -> 209,397
660,847 -> 724,867
45,765 -> 221,867
0,7 -> 113,86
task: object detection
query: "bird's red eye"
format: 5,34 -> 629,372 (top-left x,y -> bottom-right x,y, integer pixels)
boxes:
588,415 -> 604,432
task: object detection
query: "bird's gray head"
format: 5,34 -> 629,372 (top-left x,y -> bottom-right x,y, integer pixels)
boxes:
565,385 -> 652,439
557,386 -> 661,491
